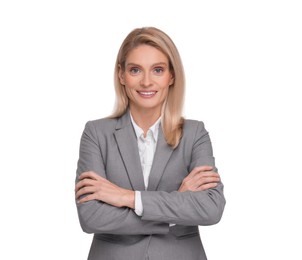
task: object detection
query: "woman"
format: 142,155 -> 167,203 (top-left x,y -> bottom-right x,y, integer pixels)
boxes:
75,27 -> 225,260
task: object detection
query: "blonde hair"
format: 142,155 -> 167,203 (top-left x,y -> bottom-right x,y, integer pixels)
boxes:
111,27 -> 185,148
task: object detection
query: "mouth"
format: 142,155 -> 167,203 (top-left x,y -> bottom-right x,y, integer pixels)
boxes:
137,91 -> 157,98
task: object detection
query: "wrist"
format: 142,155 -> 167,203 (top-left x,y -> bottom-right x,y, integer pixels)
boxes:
122,190 -> 135,209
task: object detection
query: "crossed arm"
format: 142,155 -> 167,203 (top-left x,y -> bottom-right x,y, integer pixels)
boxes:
75,166 -> 220,208
75,121 -> 225,234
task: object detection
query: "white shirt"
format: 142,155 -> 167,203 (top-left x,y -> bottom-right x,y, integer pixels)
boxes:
130,114 -> 160,216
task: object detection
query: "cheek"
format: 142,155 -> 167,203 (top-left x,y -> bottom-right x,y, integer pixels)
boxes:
160,86 -> 170,99
160,76 -> 173,89
124,85 -> 137,100
124,76 -> 138,89
162,78 -> 171,90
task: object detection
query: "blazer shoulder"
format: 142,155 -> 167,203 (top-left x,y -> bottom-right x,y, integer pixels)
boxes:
183,118 -> 204,127
183,119 -> 206,136
84,117 -> 118,136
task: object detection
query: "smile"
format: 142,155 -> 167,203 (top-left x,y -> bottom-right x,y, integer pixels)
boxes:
137,91 -> 157,98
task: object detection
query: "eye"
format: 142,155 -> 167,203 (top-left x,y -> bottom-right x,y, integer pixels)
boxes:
129,67 -> 141,75
153,67 -> 164,74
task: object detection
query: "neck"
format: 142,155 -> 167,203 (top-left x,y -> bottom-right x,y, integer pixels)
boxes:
130,106 -> 161,134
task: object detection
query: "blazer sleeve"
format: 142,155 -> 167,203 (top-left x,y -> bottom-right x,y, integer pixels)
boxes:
140,121 -> 226,226
76,121 -> 169,235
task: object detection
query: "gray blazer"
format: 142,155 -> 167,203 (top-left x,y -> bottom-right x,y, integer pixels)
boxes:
76,111 -> 225,260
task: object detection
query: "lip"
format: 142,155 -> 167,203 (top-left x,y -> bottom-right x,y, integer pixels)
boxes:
136,91 -> 157,98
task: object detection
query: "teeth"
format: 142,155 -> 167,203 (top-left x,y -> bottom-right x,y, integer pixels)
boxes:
138,91 -> 156,95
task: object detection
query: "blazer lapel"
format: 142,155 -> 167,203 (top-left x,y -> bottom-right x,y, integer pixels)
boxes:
114,112 -> 145,191
147,127 -> 174,191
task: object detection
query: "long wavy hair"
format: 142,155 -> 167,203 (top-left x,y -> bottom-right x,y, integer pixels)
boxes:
111,27 -> 185,148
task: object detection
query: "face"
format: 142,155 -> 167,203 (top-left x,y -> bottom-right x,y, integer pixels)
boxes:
119,44 -> 174,116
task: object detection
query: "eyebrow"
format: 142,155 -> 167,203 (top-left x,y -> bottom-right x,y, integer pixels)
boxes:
126,62 -> 168,67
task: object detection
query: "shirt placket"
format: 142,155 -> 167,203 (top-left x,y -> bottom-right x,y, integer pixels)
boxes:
140,131 -> 153,189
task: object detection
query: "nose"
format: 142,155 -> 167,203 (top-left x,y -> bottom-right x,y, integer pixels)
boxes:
140,72 -> 152,88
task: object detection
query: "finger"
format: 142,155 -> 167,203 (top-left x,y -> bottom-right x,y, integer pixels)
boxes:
195,171 -> 220,179
187,166 -> 214,179
77,193 -> 97,204
79,171 -> 100,181
198,176 -> 220,184
191,171 -> 219,181
180,171 -> 219,191
75,178 -> 95,192
76,186 -> 96,199
191,175 -> 220,189
197,182 -> 218,191
186,166 -> 208,179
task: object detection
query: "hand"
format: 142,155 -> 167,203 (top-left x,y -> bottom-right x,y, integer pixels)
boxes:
75,171 -> 135,208
178,166 -> 220,192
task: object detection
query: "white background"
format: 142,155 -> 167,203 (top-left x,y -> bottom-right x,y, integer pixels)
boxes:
1,0 -> 301,259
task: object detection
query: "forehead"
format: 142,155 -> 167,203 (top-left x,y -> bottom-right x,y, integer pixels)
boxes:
125,44 -> 168,65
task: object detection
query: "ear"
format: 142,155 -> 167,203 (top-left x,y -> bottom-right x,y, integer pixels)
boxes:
118,64 -> 125,85
169,74 -> 174,86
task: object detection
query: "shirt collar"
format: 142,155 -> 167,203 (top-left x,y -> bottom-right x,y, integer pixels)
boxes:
130,113 -> 161,142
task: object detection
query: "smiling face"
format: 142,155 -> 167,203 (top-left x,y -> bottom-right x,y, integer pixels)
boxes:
119,44 -> 174,118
